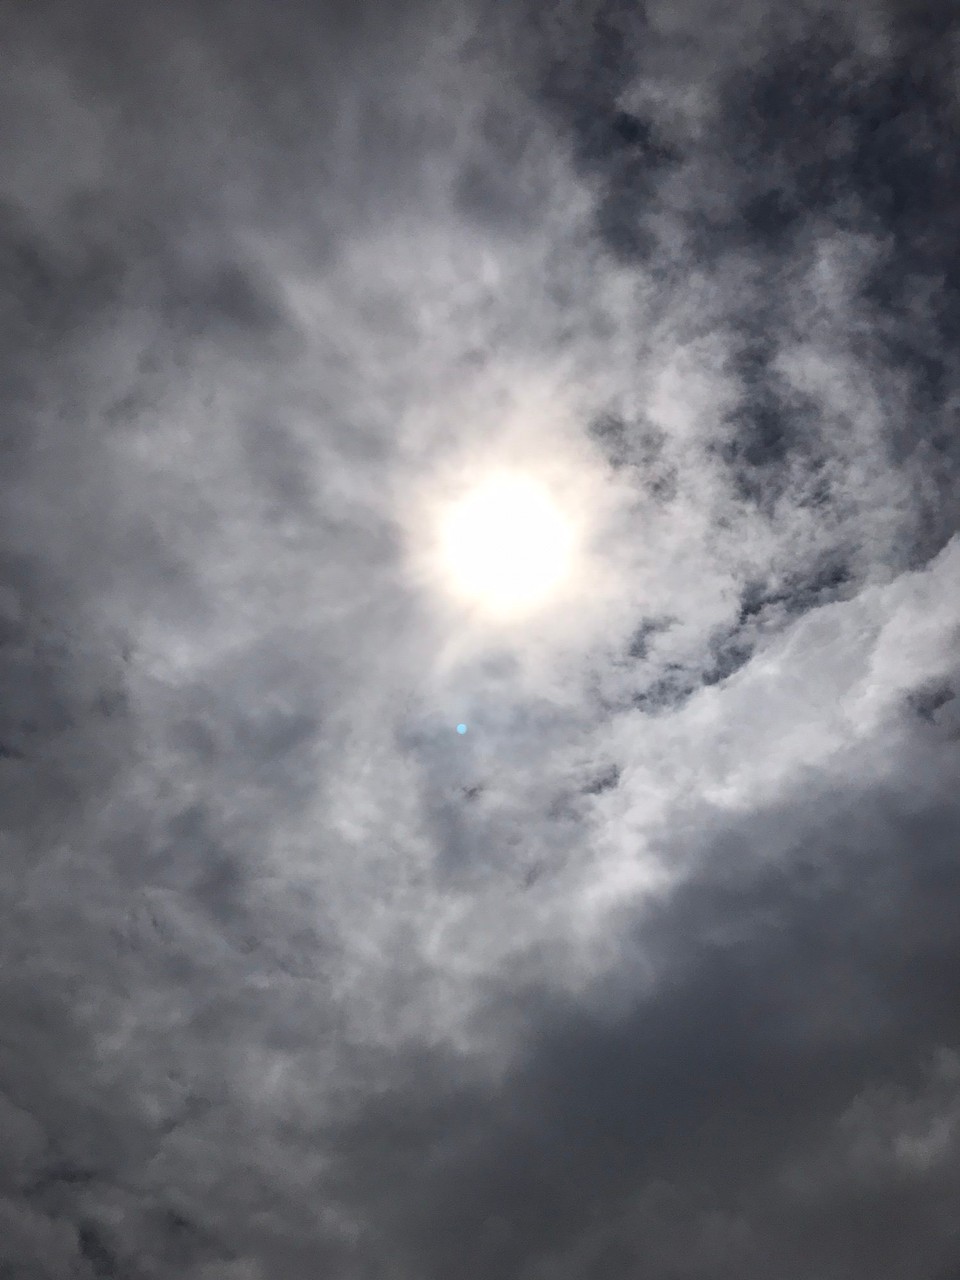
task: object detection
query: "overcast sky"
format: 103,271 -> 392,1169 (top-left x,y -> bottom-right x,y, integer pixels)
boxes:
2,0 -> 960,1277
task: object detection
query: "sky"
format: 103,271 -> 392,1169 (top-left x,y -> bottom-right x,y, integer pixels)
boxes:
1,0 -> 960,1276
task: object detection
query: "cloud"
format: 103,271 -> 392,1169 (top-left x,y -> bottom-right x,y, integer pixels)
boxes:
1,0 -> 958,1276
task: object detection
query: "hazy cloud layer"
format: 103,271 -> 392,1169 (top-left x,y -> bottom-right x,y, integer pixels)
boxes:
2,0 -> 959,1276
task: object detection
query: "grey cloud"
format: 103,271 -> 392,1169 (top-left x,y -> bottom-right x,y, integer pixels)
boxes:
1,0 -> 959,1276
313,749 -> 960,1280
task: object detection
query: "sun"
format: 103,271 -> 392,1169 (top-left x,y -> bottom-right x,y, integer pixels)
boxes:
436,472 -> 576,618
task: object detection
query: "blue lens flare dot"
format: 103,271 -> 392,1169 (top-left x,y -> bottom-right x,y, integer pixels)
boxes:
456,723 -> 468,735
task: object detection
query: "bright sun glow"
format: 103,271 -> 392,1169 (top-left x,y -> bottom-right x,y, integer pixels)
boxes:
438,472 -> 576,618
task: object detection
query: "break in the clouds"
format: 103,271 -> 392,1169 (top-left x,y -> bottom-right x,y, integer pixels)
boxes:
2,0 -> 960,1276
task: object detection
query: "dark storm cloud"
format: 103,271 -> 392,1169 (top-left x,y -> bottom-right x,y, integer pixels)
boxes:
2,0 -> 959,1276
